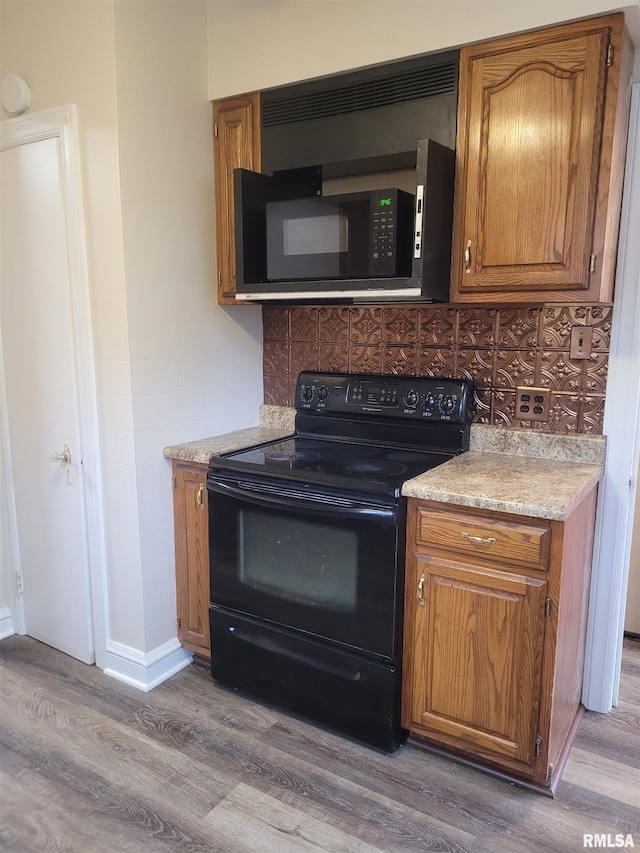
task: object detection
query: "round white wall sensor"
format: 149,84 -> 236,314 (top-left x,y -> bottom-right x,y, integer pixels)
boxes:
2,75 -> 31,115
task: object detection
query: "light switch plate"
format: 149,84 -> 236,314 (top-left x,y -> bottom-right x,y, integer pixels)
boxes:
570,326 -> 593,359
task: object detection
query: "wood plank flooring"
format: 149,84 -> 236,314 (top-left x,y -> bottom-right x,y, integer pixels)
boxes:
1,635 -> 638,852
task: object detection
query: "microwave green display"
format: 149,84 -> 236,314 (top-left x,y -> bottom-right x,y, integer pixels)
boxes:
379,198 -> 391,206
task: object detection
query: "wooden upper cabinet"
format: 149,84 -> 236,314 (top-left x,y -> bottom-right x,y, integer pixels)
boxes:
451,14 -> 632,303
213,93 -> 261,305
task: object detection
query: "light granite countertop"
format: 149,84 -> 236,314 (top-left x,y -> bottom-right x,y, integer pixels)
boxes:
163,407 -> 605,521
401,423 -> 605,520
401,451 -> 602,521
163,405 -> 296,464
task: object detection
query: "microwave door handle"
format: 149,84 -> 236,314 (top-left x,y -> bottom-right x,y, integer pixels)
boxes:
207,478 -> 396,521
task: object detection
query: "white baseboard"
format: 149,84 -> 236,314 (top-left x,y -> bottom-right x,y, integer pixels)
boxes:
103,637 -> 192,692
0,607 -> 14,640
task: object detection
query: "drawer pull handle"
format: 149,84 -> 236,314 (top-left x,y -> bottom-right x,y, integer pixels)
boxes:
417,573 -> 426,606
196,484 -> 206,510
461,531 -> 497,545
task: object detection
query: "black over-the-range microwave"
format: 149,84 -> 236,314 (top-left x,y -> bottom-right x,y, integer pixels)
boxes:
233,138 -> 455,303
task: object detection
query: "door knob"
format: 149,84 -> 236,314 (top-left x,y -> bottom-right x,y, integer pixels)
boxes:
51,442 -> 72,484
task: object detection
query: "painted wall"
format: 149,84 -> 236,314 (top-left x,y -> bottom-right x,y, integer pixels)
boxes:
113,0 -> 262,654
0,0 -> 263,678
625,464 -> 640,633
206,0 -> 640,99
0,437 -> 12,637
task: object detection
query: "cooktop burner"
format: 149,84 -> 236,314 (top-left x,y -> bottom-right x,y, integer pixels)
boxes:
266,449 -> 321,464
345,460 -> 405,476
212,435 -> 455,496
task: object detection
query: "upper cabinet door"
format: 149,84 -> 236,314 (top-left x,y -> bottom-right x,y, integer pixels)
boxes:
451,14 -> 631,303
213,93 -> 261,305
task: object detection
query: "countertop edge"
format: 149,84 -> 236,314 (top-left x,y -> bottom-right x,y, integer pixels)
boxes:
163,409 -> 606,519
163,425 -> 294,464
402,456 -> 603,521
163,405 -> 297,464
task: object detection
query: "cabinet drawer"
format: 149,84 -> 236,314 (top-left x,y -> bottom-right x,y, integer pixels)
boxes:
415,505 -> 550,572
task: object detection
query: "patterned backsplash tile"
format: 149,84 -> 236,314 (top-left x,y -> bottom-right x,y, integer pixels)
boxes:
262,304 -> 612,434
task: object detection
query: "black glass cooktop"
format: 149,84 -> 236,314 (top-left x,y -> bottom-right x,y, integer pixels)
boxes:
210,434 -> 453,497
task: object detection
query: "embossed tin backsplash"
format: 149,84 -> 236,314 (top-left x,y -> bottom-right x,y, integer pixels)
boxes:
263,304 -> 611,434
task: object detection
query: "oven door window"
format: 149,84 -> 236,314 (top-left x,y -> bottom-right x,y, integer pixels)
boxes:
208,477 -> 400,658
240,511 -> 357,612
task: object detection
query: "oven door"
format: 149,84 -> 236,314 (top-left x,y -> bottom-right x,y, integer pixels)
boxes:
207,473 -> 402,660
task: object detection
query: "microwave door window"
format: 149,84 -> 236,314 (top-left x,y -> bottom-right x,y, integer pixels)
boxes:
283,214 -> 348,259
266,196 -> 369,281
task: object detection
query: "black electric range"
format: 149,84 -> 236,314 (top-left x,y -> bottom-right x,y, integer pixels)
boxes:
206,371 -> 473,751
210,370 -> 473,499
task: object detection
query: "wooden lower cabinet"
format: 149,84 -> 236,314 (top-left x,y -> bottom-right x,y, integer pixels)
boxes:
172,460 -> 210,658
402,494 -> 598,791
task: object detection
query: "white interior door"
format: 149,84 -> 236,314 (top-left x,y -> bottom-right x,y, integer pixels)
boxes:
0,111 -> 97,664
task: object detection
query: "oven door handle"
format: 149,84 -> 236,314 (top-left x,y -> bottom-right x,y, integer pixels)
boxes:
207,477 -> 397,521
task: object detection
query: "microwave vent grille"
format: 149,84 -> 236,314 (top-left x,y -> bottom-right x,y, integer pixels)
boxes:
262,59 -> 457,128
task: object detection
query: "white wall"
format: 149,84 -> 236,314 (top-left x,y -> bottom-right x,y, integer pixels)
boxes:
0,0 -> 263,684
625,461 -> 640,633
113,0 -> 262,655
0,436 -> 13,638
206,0 -> 640,99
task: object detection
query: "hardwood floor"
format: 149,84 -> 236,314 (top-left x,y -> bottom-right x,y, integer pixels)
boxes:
1,635 -> 638,853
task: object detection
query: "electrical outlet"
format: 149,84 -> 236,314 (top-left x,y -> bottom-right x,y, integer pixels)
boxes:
516,386 -> 550,422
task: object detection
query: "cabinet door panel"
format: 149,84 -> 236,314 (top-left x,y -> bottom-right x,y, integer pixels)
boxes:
458,30 -> 606,294
213,94 -> 260,304
450,16 -> 630,303
173,462 -> 210,656
410,557 -> 546,764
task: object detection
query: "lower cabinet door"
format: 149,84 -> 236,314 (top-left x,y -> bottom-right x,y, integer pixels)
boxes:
173,461 -> 210,656
408,556 -> 547,765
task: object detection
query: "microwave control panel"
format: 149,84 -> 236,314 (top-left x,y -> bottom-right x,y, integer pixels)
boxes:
296,371 -> 473,424
370,189 -> 414,276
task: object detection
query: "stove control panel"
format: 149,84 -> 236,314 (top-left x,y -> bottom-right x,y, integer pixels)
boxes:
295,371 -> 473,423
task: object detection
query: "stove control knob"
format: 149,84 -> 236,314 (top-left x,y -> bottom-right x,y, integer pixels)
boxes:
425,392 -> 438,411
441,394 -> 456,413
404,390 -> 419,408
317,386 -> 328,401
301,385 -> 314,402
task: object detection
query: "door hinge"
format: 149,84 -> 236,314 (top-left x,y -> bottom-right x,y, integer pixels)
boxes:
546,763 -> 554,783
545,596 -> 552,617
16,571 -> 24,595
535,735 -> 543,756
606,43 -> 614,67
173,475 -> 177,489
589,253 -> 597,274
177,616 -> 182,630
218,271 -> 222,286
214,122 -> 219,137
